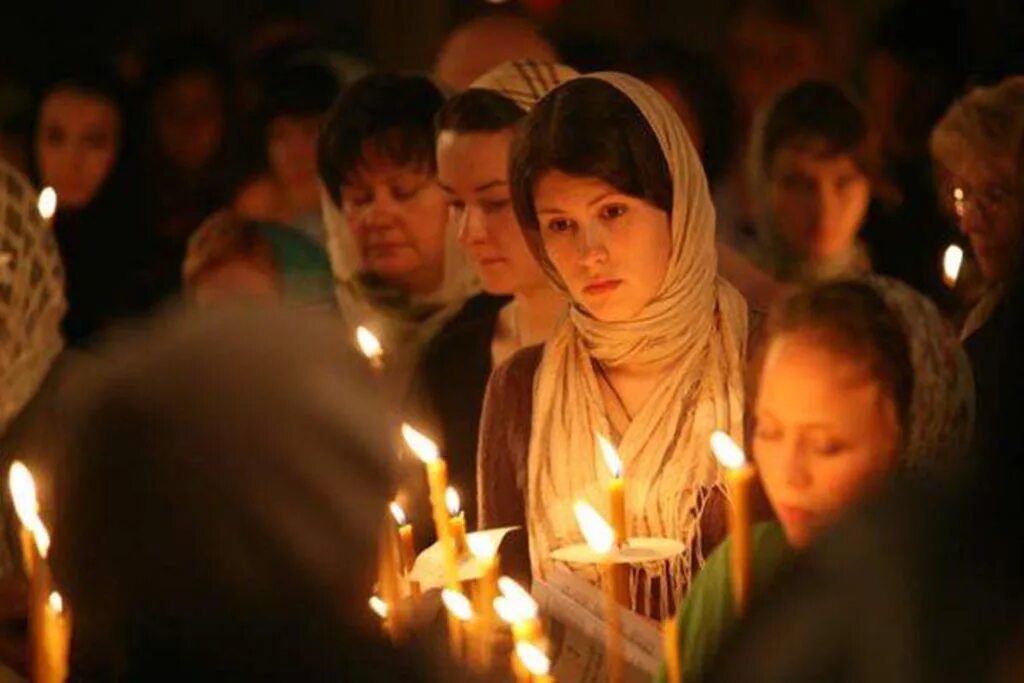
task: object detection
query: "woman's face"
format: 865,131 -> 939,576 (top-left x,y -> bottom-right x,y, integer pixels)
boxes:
35,88 -> 121,209
437,128 -> 548,296
534,171 -> 671,322
268,114 -> 323,194
941,156 -> 1020,284
767,145 -> 870,261
340,147 -> 448,295
753,331 -> 901,548
154,72 -> 224,172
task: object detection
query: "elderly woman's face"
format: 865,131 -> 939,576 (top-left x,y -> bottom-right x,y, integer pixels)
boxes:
941,156 -> 1021,284
340,147 -> 448,295
35,88 -> 121,209
534,170 -> 671,322
753,331 -> 901,548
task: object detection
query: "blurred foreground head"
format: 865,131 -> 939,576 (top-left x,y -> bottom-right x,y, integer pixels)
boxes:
50,305 -> 418,680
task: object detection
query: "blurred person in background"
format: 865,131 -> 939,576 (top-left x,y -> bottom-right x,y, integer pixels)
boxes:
233,59 -> 341,244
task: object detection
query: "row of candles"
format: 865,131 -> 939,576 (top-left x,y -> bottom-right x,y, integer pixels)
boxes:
357,326 -> 757,683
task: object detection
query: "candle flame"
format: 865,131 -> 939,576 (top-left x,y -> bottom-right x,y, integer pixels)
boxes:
389,501 -> 408,526
516,641 -> 551,676
596,433 -> 623,479
943,244 -> 964,287
8,461 -> 39,528
466,532 -> 497,560
37,187 -> 57,220
47,592 -> 63,614
401,424 -> 439,464
498,576 -> 539,619
8,461 -> 50,557
573,501 -> 615,554
369,595 -> 390,619
441,588 -> 474,621
355,326 -> 383,362
445,487 -> 462,516
710,431 -> 746,470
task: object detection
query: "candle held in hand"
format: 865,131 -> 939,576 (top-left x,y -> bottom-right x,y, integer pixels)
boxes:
597,433 -> 628,546
389,502 -> 416,574
710,430 -> 755,615
574,501 -> 624,683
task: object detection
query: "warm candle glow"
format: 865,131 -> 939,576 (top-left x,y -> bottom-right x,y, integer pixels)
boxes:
445,487 -> 462,516
515,641 -> 551,676
47,592 -> 63,614
710,431 -> 746,470
943,244 -> 964,287
498,577 -> 539,620
402,424 -> 440,464
389,502 -> 408,526
8,461 -> 40,528
573,501 -> 615,554
37,187 -> 57,220
467,533 -> 497,560
356,326 -> 383,362
952,187 -> 966,218
441,589 -> 474,622
369,595 -> 390,619
597,433 -> 623,478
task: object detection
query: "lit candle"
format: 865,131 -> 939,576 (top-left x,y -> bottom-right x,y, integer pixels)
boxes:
442,588 -> 474,662
516,640 -> 554,683
597,434 -> 627,547
401,424 -> 458,587
369,594 -> 391,635
495,577 -> 542,683
376,515 -> 403,636
389,502 -> 416,574
40,592 -> 70,683
663,617 -> 681,683
446,487 -> 468,558
942,244 -> 964,289
37,187 -> 57,225
574,501 -> 624,683
467,534 -> 499,669
710,431 -> 755,615
8,461 -> 41,576
356,326 -> 384,370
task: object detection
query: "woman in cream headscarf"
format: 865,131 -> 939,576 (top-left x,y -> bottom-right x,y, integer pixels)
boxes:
478,73 -> 747,616
318,73 -> 478,382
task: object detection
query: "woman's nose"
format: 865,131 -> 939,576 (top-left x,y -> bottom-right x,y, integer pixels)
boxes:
457,207 -> 487,245
576,219 -> 609,264
782,444 -> 812,489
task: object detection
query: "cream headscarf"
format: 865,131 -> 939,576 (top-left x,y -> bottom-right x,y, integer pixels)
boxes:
0,161 -> 66,435
525,73 -> 748,615
468,59 -> 578,111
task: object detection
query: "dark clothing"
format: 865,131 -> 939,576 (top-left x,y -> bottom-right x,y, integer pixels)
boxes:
403,294 -> 508,547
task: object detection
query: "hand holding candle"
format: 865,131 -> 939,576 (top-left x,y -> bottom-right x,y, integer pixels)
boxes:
710,431 -> 755,615
574,501 -> 624,683
596,434 -> 627,547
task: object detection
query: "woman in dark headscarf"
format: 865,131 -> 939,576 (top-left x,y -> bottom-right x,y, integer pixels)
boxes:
32,61 -> 162,345
48,306 -> 433,680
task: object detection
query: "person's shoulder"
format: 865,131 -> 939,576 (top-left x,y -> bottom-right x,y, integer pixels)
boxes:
491,343 -> 544,388
419,294 -> 508,365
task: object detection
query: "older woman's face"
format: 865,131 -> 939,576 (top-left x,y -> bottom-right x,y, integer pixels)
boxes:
534,170 -> 671,322
437,128 -> 548,296
942,156 -> 1021,284
35,88 -> 121,209
753,331 -> 901,548
340,147 -> 448,295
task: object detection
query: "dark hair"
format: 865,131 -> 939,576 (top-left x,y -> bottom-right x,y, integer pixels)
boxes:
144,35 -> 230,98
435,88 -> 524,134
761,281 -> 914,442
510,78 -> 672,242
761,80 -> 871,174
731,0 -> 827,32
261,61 -> 341,126
317,73 -> 444,206
624,43 -> 738,185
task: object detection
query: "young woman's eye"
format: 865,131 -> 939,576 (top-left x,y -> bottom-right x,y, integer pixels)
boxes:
545,217 -> 575,234
599,203 -> 628,221
481,198 -> 511,214
808,438 -> 847,456
44,127 -> 66,146
753,425 -> 782,442
392,182 -> 423,201
343,189 -> 373,208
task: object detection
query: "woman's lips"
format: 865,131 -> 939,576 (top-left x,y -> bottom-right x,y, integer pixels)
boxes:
583,279 -> 622,296
775,503 -> 815,528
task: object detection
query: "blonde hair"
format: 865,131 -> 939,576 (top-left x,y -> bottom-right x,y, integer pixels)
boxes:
930,76 -> 1024,179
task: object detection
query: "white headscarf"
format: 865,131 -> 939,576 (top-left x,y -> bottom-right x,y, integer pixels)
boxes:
0,162 -> 65,435
525,73 -> 748,615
